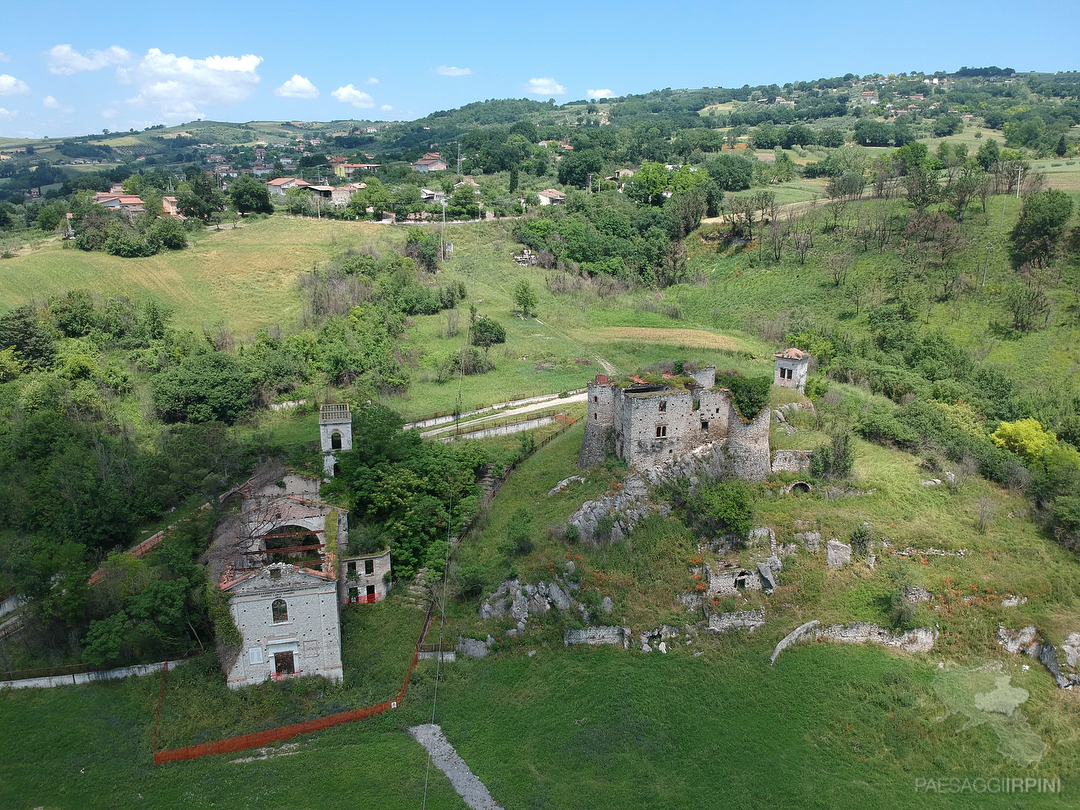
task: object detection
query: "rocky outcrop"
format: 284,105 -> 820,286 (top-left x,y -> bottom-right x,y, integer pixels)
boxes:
998,626 -> 1080,689
480,579 -> 579,622
567,475 -> 660,546
826,539 -> 851,568
817,623 -> 936,653
1063,633 -> 1080,670
997,625 -> 1039,655
796,531 -> 821,553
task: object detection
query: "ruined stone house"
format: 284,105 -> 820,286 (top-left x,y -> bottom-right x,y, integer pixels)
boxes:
773,348 -> 810,393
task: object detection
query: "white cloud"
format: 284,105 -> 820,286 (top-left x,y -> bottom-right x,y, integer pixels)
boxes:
527,77 -> 566,96
586,88 -> 613,100
367,77 -> 379,85
112,48 -> 262,122
0,52 -> 11,63
0,107 -> 15,118
46,44 -> 131,75
0,74 -> 31,96
275,74 -> 319,99
380,104 -> 392,111
331,84 -> 374,108
436,65 -> 471,77
42,95 -> 74,113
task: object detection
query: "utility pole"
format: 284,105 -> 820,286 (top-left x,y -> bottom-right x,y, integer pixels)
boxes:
440,200 -> 447,259
1015,166 -> 1022,199
981,243 -> 993,287
586,172 -> 593,194
457,142 -> 462,175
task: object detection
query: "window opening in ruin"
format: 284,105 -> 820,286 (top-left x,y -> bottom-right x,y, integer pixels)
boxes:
701,421 -> 709,431
272,599 -> 289,623
693,400 -> 700,411
365,559 -> 374,575
593,396 -> 598,403
334,462 -> 341,477
274,650 -> 295,675
347,561 -> 356,576
735,576 -> 748,589
366,585 -> 376,596
249,647 -> 263,665
270,568 -> 282,580
655,425 -> 667,438
594,412 -> 597,420
348,587 -> 358,603
658,400 -> 667,412
331,431 -> 342,450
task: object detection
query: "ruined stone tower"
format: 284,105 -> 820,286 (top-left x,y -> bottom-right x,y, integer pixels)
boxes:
319,403 -> 352,477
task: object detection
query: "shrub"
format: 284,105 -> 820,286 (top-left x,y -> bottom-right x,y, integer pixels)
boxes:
471,316 -> 506,347
850,523 -> 873,555
723,374 -> 771,422
503,507 -> 534,556
809,433 -> 854,480
688,478 -> 753,546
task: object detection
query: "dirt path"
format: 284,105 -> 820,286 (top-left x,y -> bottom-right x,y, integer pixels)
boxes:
700,197 -> 823,227
408,724 -> 504,810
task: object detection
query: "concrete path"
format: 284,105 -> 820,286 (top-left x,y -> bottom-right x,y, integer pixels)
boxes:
408,724 -> 504,810
405,389 -> 584,431
419,392 -> 585,439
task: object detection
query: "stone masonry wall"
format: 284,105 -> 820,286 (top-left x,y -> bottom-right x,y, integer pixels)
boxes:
772,449 -> 812,474
725,406 -> 772,481
579,381 -> 616,468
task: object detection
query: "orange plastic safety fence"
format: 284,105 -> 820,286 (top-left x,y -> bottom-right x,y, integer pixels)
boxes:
154,608 -> 432,764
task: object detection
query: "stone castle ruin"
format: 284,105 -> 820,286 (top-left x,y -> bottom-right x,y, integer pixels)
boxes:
578,365 -> 772,480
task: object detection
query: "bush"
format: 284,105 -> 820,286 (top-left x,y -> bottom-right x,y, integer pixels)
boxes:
722,373 -> 771,422
850,523 -> 872,555
471,316 -> 506,347
809,433 -> 854,480
502,507 -> 534,556
688,478 -> 753,546
855,403 -> 920,450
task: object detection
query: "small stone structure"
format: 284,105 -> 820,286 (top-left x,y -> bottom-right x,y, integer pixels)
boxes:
319,403 -> 353,477
221,562 -> 344,688
578,366 -> 771,479
708,610 -> 766,633
339,548 -> 392,606
772,449 -> 812,474
773,348 -> 810,393
564,626 -> 632,649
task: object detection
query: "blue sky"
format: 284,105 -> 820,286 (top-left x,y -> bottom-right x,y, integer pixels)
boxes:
0,0 -> 1075,139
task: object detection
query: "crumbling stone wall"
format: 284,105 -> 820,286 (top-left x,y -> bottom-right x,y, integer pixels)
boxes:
772,449 -> 812,474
